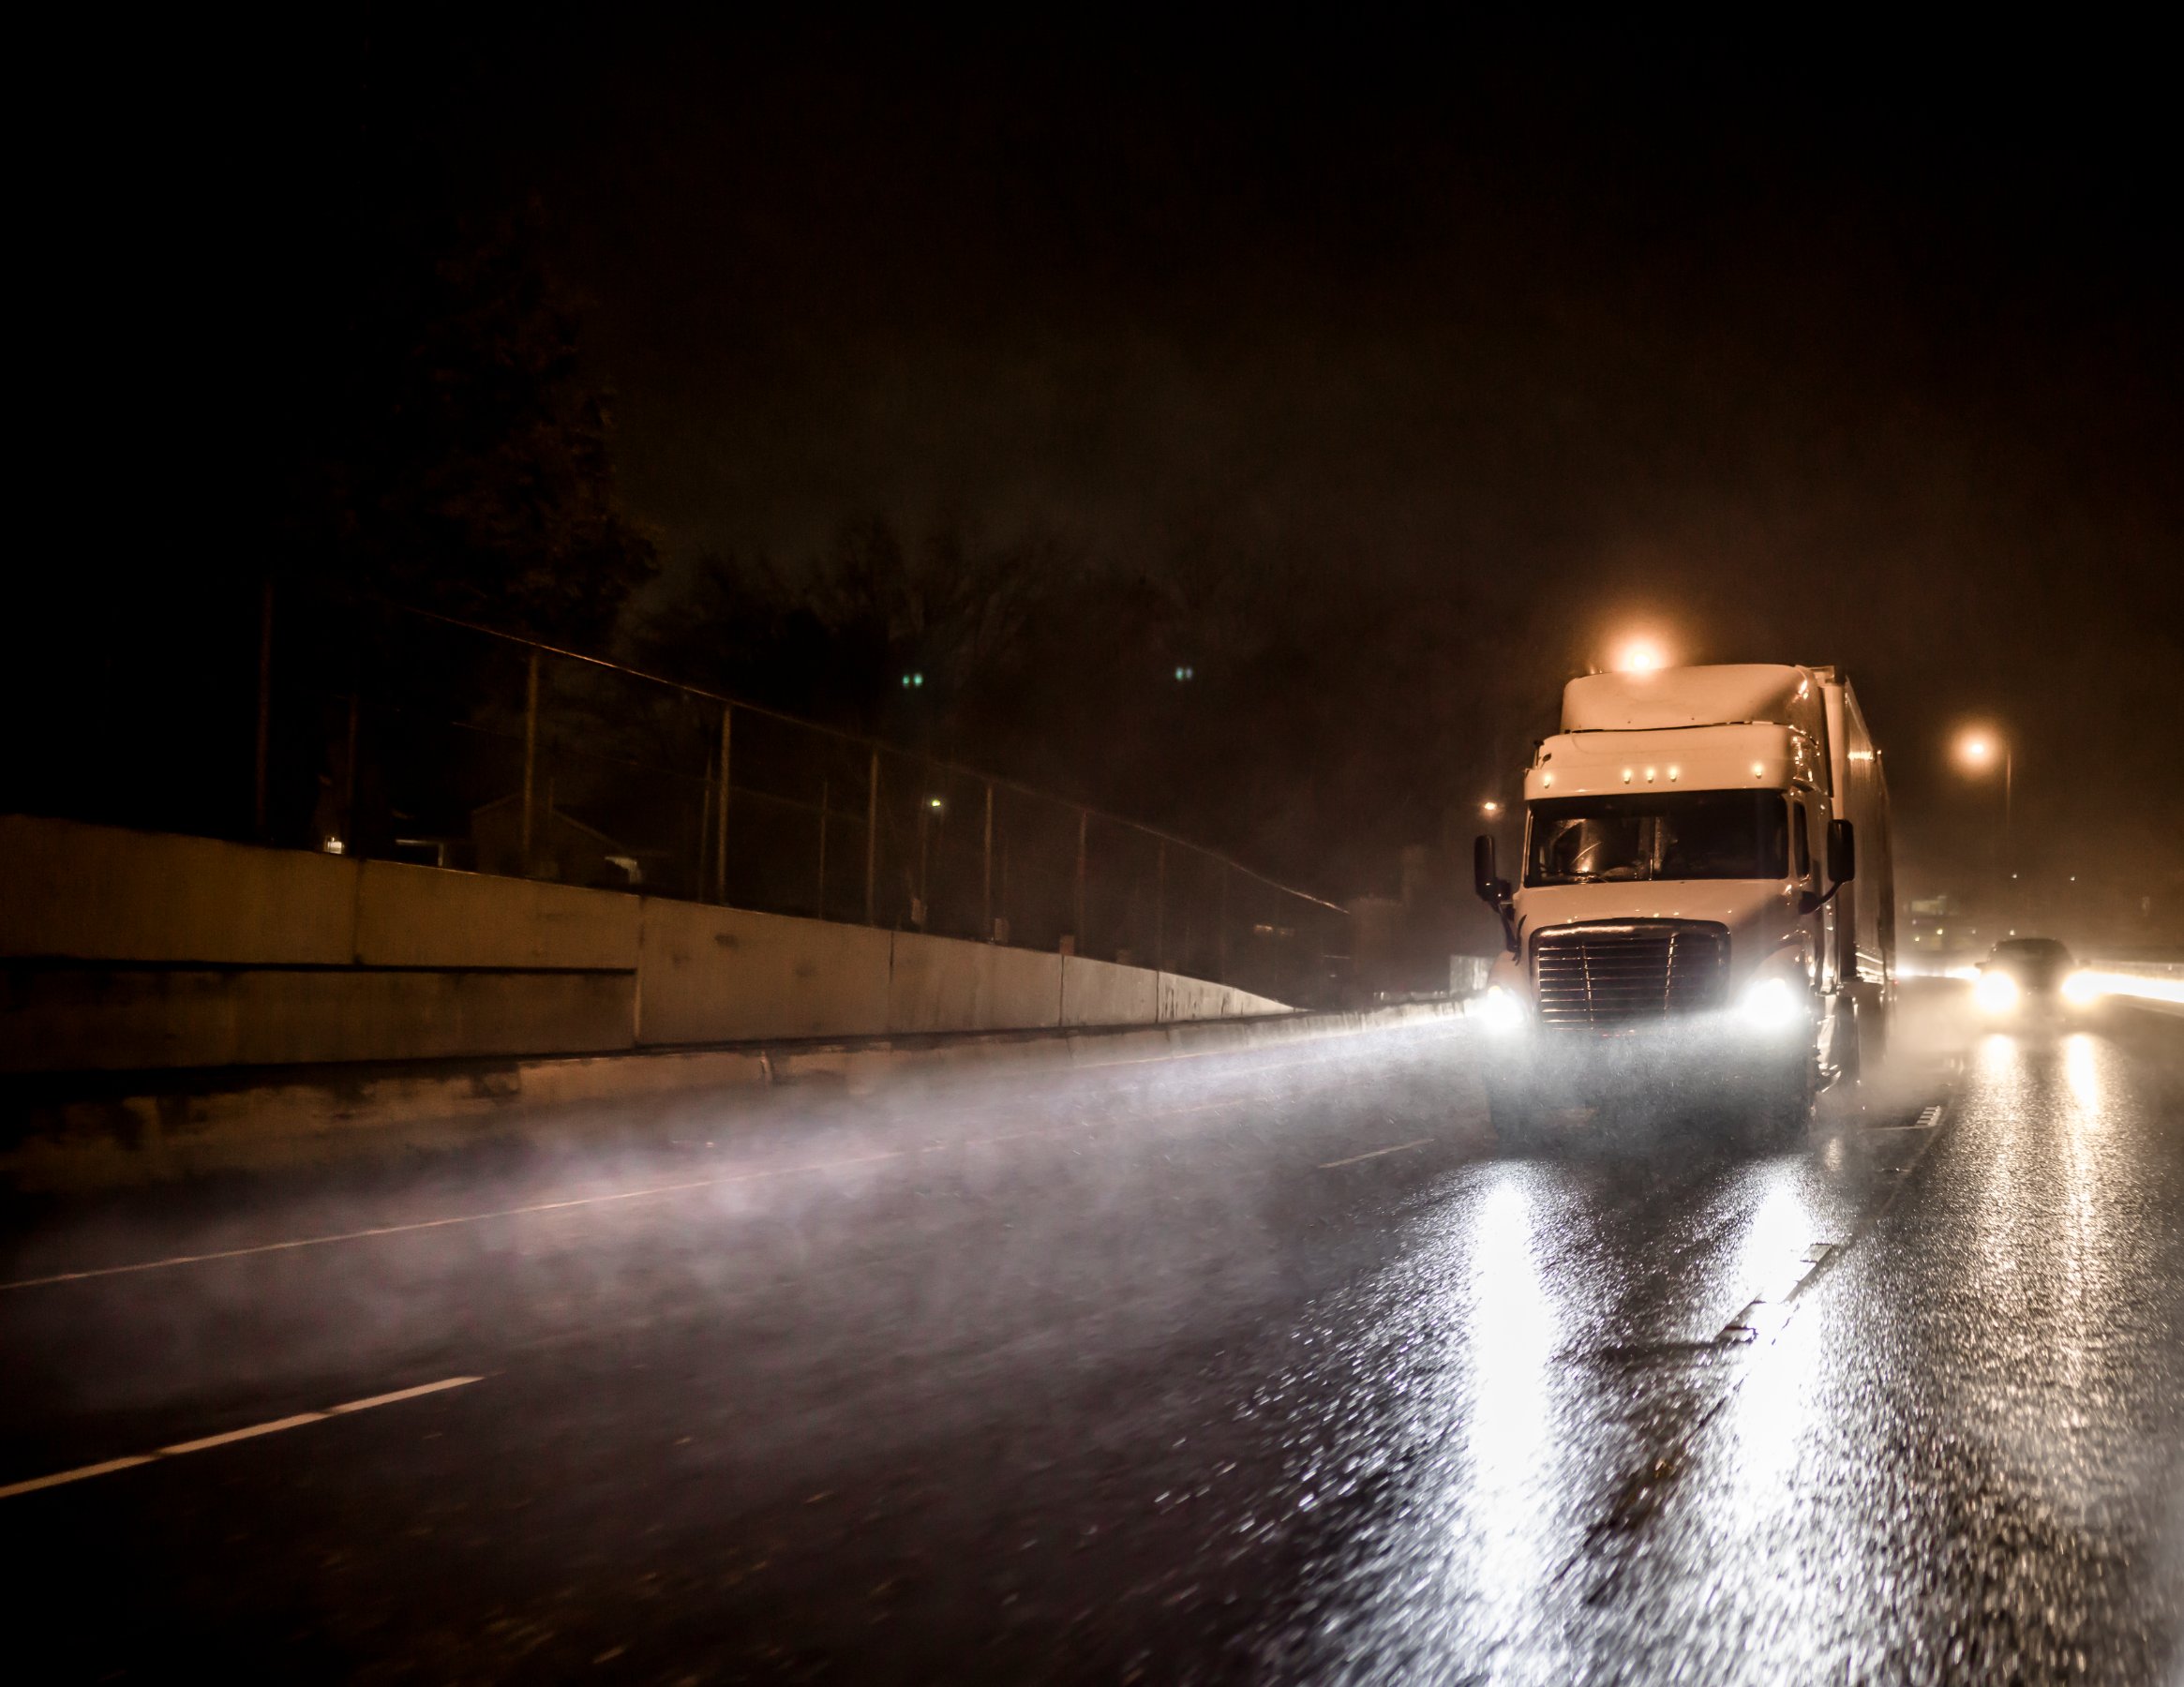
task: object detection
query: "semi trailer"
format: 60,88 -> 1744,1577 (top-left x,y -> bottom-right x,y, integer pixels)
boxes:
1471,663 -> 1894,1143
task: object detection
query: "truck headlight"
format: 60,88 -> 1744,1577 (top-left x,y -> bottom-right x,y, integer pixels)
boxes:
1737,976 -> 1804,1029
1473,984 -> 1524,1032
2060,969 -> 2099,1006
1975,970 -> 2020,1014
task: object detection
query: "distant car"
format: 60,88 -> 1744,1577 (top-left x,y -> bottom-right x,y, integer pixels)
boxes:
1974,937 -> 2099,1016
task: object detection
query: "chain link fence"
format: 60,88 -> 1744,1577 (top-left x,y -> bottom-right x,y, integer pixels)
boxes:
7,582 -> 1351,1007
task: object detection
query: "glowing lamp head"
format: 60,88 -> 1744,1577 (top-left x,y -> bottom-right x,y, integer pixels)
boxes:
1956,731 -> 1997,769
1614,638 -> 1668,674
1474,984 -> 1524,1032
1736,975 -> 1804,1029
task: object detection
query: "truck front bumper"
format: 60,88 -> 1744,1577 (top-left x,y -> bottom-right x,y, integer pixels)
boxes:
1473,1010 -> 1812,1108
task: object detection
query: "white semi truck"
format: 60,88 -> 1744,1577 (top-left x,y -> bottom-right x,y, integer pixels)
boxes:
1471,663 -> 1894,1142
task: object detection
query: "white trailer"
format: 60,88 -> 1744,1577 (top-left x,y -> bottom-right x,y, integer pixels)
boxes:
1471,663 -> 1894,1143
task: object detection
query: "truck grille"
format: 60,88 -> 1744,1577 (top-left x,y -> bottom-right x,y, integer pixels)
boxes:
1532,922 -> 1730,1029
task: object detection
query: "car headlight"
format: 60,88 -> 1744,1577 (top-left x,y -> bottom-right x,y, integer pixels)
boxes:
1974,970 -> 2020,1013
2060,969 -> 2100,1006
1473,984 -> 1524,1031
1737,976 -> 1804,1029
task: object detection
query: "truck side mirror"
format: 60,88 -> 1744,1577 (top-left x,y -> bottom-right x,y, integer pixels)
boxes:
1474,833 -> 1519,955
1828,818 -> 1856,885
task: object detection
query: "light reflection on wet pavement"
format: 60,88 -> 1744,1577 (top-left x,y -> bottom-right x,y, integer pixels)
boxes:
3,987 -> 2179,1681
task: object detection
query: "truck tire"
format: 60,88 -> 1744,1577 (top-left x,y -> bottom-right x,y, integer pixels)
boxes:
1765,1057 -> 1817,1142
1488,1082 -> 1547,1154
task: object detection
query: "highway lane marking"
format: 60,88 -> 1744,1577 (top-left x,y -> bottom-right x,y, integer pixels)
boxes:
1556,1093 -> 1959,1599
0,1376 -> 483,1502
1866,1105 -> 1945,1134
0,1178 -> 751,1290
327,1376 -> 483,1413
0,1101 -> 1254,1292
1317,1137 -> 1434,1170
0,1456 -> 157,1497
159,1412 -> 326,1456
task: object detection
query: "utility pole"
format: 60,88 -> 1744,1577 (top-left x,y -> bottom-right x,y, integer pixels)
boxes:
2004,740 -> 2015,928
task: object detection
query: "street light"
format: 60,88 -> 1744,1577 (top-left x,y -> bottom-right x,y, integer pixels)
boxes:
1481,800 -> 1502,816
1614,637 -> 1668,674
1954,726 -> 2013,921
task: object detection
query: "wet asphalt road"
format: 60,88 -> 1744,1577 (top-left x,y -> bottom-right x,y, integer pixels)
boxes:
4,986 -> 2181,1684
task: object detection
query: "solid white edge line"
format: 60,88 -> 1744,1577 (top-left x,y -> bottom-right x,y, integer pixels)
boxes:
1,1376 -> 486,1502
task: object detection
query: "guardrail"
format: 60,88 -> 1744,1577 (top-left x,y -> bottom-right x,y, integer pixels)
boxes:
2084,960 -> 2184,1008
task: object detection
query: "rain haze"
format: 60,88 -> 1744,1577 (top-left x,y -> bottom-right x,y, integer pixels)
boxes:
4,17 -> 2182,1685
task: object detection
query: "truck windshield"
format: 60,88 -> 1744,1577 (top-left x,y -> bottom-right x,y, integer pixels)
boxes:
1524,791 -> 1789,886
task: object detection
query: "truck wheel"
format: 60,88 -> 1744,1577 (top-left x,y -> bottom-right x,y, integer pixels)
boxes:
1488,1082 -> 1547,1154
1765,1058 -> 1817,1141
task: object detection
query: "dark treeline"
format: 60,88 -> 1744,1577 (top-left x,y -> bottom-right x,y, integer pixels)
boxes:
30,19 -> 2181,942
632,523 -> 1505,897
14,139 -> 1486,900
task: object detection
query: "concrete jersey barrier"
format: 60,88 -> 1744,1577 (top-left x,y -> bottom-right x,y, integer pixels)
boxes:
0,814 -> 1294,1075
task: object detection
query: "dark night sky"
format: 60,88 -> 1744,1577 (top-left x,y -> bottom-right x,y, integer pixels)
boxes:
166,19 -> 2184,919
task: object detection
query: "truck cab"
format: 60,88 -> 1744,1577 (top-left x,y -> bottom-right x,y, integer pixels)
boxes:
1472,663 -> 1894,1143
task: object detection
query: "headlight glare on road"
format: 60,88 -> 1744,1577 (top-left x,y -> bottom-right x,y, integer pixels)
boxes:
1736,976 -> 1803,1029
1474,984 -> 1524,1032
2061,969 -> 2100,1007
1975,970 -> 2020,1014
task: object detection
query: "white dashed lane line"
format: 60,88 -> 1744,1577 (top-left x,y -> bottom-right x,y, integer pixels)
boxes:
0,1376 -> 483,1501
1318,1137 -> 1436,1170
0,1100 -> 1257,1293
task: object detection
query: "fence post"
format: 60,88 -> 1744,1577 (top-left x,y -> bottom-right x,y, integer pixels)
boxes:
1156,841 -> 1166,972
1074,809 -> 1088,950
341,692 -> 359,854
915,794 -> 930,927
252,578 -> 274,840
816,777 -> 829,919
715,705 -> 732,903
697,766 -> 712,893
1217,863 -> 1229,983
981,782 -> 994,940
520,649 -> 541,871
864,750 -> 880,925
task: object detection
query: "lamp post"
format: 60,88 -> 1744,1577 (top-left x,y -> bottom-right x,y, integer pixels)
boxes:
1955,729 -> 2013,923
